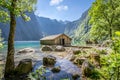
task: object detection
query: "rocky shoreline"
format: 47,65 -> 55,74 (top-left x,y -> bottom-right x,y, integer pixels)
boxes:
0,46 -> 109,80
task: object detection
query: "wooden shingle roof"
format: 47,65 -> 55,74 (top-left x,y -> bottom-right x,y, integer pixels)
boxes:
40,34 -> 71,40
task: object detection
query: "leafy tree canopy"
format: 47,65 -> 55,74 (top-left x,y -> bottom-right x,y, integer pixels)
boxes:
0,0 -> 37,23
89,0 -> 120,41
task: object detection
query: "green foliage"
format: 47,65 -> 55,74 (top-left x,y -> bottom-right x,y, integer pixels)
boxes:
96,31 -> 120,80
28,65 -> 46,80
96,49 -> 107,55
112,31 -> 120,53
89,0 -> 120,41
0,0 -> 37,22
99,53 -> 120,80
88,69 -> 101,80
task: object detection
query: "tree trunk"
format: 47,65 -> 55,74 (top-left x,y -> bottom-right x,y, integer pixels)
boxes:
109,28 -> 112,39
4,0 -> 16,77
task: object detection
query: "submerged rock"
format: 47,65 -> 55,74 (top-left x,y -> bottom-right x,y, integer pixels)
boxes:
43,55 -> 56,66
51,66 -> 61,73
33,59 -> 81,80
15,59 -> 32,75
55,46 -> 65,52
72,74 -> 80,80
17,48 -> 35,54
41,46 -> 53,51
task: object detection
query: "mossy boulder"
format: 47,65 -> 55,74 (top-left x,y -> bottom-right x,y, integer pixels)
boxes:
43,55 -> 56,66
15,59 -> 32,75
41,46 -> 53,51
51,66 -> 61,73
81,60 -> 94,77
55,46 -> 65,52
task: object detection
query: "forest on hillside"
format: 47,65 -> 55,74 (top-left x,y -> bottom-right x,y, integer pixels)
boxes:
0,0 -> 120,80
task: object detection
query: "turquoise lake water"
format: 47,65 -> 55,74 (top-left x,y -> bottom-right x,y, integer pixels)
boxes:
0,41 -> 40,54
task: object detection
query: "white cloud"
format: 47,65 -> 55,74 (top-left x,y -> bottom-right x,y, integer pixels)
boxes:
50,0 -> 63,6
56,5 -> 68,11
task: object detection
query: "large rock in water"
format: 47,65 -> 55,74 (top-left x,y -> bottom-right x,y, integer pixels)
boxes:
81,60 -> 94,78
41,46 -> 53,51
17,48 -> 35,54
15,59 -> 32,75
43,55 -> 56,66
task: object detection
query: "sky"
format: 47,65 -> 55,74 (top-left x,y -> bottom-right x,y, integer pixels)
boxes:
35,0 -> 95,21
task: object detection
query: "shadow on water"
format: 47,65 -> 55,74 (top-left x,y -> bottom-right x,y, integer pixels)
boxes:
33,59 -> 81,80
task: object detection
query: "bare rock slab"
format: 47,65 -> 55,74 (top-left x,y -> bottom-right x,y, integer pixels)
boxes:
55,46 -> 65,52
17,48 -> 35,54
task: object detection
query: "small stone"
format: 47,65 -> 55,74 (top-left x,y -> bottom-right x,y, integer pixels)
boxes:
70,55 -> 76,61
51,66 -> 61,73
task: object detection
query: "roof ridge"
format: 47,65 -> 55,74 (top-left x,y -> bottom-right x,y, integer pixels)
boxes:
40,33 -> 64,40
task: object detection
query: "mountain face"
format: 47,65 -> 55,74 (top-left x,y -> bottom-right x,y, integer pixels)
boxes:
0,13 -> 68,41
0,13 -> 43,41
0,10 -> 90,43
64,10 -> 90,45
36,16 -> 68,37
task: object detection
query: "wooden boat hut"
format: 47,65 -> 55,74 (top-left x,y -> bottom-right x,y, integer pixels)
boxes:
40,34 -> 72,46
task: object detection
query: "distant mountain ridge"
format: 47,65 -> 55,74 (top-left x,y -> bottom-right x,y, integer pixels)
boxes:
0,13 -> 69,41
0,10 -> 90,43
0,13 -> 43,41
36,16 -> 69,37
